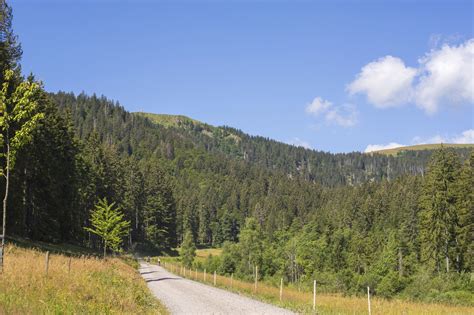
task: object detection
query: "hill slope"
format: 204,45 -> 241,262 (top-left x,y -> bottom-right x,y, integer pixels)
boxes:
373,143 -> 474,156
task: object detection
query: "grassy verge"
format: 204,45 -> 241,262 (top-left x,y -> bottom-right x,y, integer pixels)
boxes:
158,260 -> 473,315
0,243 -> 168,314
195,247 -> 223,263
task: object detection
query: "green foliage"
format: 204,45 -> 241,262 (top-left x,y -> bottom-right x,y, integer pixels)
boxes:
419,147 -> 462,273
1,7 -> 472,305
0,0 -> 22,80
179,230 -> 196,268
84,198 -> 130,256
0,69 -> 44,169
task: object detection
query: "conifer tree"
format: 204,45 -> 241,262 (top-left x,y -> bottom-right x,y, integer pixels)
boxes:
455,151 -> 473,271
419,147 -> 460,273
0,0 -> 22,81
180,230 -> 196,268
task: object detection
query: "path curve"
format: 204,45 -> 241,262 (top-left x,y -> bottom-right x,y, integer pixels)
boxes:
139,262 -> 295,315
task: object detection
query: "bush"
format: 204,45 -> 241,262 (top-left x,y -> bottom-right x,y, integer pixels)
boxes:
400,270 -> 474,306
377,271 -> 405,298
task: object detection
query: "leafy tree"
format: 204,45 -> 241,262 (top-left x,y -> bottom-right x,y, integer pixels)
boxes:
84,198 -> 130,257
180,230 -> 196,268
0,69 -> 44,268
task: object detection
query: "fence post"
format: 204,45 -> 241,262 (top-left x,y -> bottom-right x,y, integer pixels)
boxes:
254,266 -> 258,293
367,286 -> 371,315
45,251 -> 50,276
195,268 -> 197,280
68,256 -> 72,274
313,280 -> 317,311
231,273 -> 233,288
213,271 -> 216,286
204,269 -> 206,282
280,278 -> 283,301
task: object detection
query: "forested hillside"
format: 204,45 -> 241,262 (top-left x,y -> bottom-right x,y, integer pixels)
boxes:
1,0 -> 472,305
55,92 -> 473,187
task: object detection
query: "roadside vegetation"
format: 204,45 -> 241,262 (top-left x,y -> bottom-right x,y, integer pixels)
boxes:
158,259 -> 472,315
0,242 -> 167,314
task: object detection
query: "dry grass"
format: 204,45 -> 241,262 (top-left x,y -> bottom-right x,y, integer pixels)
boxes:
162,262 -> 473,315
0,244 -> 167,314
195,248 -> 223,262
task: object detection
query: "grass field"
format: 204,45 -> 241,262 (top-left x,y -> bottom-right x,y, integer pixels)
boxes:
371,143 -> 474,156
134,112 -> 201,128
195,247 -> 223,263
0,243 -> 167,314
160,261 -> 473,315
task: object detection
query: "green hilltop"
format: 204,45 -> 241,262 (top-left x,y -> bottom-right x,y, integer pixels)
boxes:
134,112 -> 204,128
373,143 -> 474,156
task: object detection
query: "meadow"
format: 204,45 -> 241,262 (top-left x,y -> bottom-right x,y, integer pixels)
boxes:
0,243 -> 167,314
158,259 -> 473,315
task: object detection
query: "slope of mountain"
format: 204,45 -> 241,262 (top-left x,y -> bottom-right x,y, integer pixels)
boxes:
53,92 -> 472,187
372,143 -> 474,156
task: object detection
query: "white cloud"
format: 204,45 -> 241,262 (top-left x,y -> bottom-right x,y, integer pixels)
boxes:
365,128 -> 474,153
305,96 -> 358,127
325,104 -> 358,127
415,39 -> 474,114
347,56 -> 417,108
452,129 -> 474,143
287,137 -> 312,149
365,142 -> 404,153
413,129 -> 474,144
348,38 -> 474,114
306,97 -> 332,115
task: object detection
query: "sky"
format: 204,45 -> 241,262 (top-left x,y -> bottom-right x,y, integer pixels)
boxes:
10,0 -> 474,153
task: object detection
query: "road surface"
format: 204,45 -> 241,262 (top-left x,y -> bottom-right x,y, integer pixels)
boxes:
139,262 -> 295,315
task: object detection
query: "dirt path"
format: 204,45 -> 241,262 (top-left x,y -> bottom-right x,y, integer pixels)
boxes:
139,262 -> 295,315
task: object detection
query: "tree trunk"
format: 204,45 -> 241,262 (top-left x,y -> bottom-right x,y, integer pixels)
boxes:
1,141 -> 10,271
398,248 -> 403,277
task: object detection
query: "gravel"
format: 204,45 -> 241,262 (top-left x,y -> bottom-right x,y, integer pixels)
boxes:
139,262 -> 296,315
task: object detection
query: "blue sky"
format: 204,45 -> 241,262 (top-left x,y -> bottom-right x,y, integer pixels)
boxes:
11,0 -> 474,153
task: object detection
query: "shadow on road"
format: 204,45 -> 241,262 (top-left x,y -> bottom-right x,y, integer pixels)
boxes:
139,271 -> 156,275
146,277 -> 181,283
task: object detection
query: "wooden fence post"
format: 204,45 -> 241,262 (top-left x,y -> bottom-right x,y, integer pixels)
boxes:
68,256 -> 72,274
195,268 -> 197,280
213,271 -> 216,286
231,273 -> 233,288
254,266 -> 258,293
204,269 -> 206,281
367,286 -> 371,315
313,280 -> 317,311
45,251 -> 50,276
280,278 -> 283,301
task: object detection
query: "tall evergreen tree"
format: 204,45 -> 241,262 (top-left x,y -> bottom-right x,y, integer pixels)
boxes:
419,148 -> 461,273
455,151 -> 473,271
180,230 -> 196,268
0,0 -> 22,82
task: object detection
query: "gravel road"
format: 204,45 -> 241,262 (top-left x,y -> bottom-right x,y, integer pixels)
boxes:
139,262 -> 295,315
